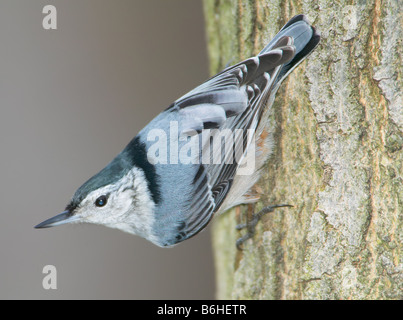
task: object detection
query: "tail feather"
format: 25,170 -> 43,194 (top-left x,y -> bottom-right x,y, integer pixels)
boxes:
259,14 -> 320,85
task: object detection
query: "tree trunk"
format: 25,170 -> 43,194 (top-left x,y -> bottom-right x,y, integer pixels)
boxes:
203,0 -> 402,300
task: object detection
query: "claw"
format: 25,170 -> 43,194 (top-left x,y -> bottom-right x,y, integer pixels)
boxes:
235,222 -> 247,230
236,234 -> 253,250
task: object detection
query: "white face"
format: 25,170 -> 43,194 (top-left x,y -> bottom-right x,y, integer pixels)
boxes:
71,168 -> 157,242
73,184 -> 136,226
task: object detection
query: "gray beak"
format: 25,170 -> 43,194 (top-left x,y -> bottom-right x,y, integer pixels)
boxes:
35,210 -> 79,229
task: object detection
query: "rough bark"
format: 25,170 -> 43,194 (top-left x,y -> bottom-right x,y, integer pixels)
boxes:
203,0 -> 402,300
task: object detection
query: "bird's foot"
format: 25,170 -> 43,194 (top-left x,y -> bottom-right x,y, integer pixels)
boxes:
235,204 -> 293,250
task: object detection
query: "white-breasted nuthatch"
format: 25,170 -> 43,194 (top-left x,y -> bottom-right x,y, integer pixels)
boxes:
35,15 -> 320,248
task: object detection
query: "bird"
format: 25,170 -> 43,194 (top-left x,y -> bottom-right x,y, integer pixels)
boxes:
35,14 -> 320,248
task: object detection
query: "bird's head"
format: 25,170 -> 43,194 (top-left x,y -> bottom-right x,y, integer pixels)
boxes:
35,155 -> 156,239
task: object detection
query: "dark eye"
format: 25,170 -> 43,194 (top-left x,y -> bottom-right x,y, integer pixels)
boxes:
95,195 -> 108,207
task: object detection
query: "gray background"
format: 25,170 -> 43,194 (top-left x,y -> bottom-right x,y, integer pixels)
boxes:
0,0 -> 215,299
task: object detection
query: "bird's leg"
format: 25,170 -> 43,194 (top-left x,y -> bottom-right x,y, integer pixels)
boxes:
236,204 -> 293,250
